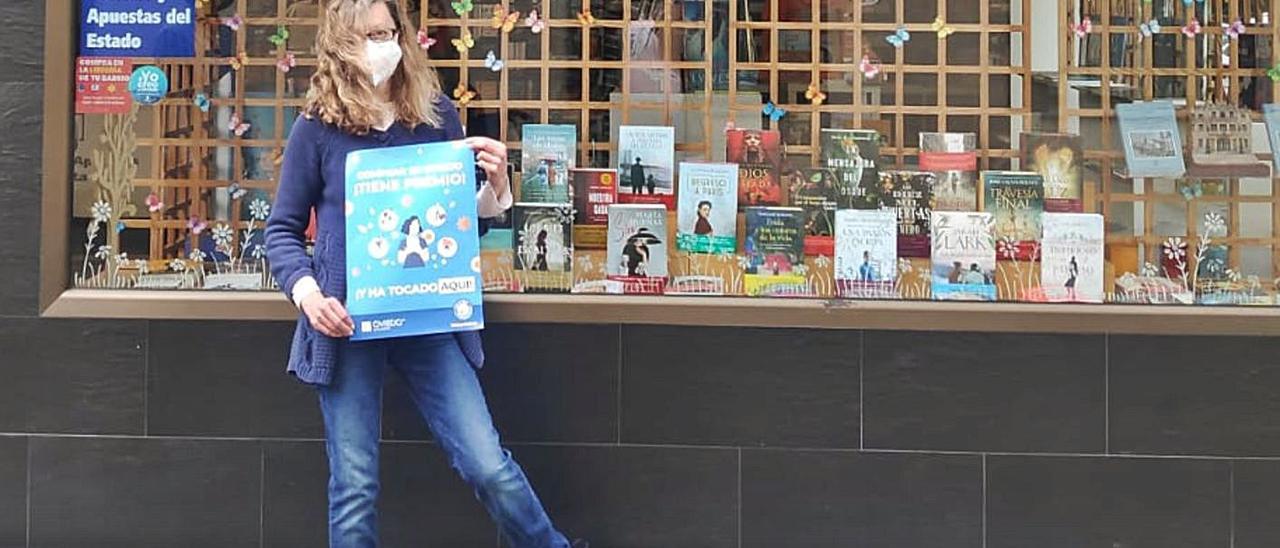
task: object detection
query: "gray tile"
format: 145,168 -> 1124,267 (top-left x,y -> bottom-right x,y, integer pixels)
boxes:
262,441 -> 327,548
0,82 -> 42,316
0,437 -> 25,548
0,0 -> 43,84
863,331 -> 1105,452
516,445 -> 738,548
621,325 -> 859,447
987,456 -> 1230,548
379,443 -> 498,547
1233,461 -> 1280,548
1110,335 -> 1280,456
29,437 -> 260,548
741,450 -> 982,548
148,321 -> 323,438
0,318 -> 145,434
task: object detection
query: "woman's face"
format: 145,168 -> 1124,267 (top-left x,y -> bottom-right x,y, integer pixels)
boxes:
362,2 -> 396,39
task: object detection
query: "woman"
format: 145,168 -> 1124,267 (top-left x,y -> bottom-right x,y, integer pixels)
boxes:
265,2 -> 579,547
396,215 -> 430,268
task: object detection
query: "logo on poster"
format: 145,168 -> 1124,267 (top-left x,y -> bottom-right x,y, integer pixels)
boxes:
128,66 -> 168,105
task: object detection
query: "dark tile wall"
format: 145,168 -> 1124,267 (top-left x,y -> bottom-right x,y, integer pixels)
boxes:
8,4 -> 1280,546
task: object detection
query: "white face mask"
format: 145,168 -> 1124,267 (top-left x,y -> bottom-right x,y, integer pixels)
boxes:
365,39 -> 403,87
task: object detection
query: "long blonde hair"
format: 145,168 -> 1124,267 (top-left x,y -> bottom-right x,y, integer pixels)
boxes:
306,0 -> 444,134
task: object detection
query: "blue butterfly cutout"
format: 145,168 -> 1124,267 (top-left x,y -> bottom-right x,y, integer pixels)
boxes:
228,182 -> 247,200
1179,181 -> 1204,200
885,26 -> 910,48
1181,0 -> 1205,5
194,93 -> 210,113
763,102 -> 786,123
115,221 -> 127,233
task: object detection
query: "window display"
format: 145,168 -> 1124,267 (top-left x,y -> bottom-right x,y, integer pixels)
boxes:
54,0 -> 1280,313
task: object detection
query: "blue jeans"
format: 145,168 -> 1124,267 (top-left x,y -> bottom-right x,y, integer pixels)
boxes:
318,333 -> 569,548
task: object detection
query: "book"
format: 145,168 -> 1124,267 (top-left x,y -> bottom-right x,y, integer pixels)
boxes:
743,207 -> 809,296
519,124 -> 576,203
1039,213 -> 1104,303
676,162 -> 739,254
1021,132 -> 1084,213
878,170 -> 934,258
820,129 -> 882,209
606,204 -> 669,294
479,163 -> 517,251
834,209 -> 897,299
512,203 -> 574,293
343,141 -> 483,340
788,168 -> 839,256
726,128 -> 784,207
980,171 -> 1045,261
617,125 -> 676,208
1263,103 -> 1280,173
1116,100 -> 1186,178
1190,103 -> 1258,166
571,168 -> 617,249
930,211 -> 996,301
920,132 -> 978,212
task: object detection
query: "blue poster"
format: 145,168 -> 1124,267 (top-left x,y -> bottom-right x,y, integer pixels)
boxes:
344,141 -> 484,341
127,66 -> 168,105
80,0 -> 196,58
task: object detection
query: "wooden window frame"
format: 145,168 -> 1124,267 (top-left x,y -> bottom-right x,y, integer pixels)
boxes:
37,0 -> 1280,335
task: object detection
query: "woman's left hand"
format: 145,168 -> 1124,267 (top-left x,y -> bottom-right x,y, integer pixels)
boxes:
465,137 -> 509,197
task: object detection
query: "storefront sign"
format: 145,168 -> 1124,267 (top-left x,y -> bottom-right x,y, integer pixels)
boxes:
127,66 -> 168,105
75,57 -> 133,114
79,0 -> 196,58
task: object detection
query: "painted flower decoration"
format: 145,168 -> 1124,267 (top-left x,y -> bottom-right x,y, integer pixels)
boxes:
189,249 -> 207,262
1141,262 -> 1162,277
735,255 -> 752,270
456,215 -> 472,231
211,224 -> 235,247
897,258 -> 914,274
249,198 -> 271,220
94,245 -> 115,260
168,258 -> 187,272
1163,237 -> 1187,260
134,259 -> 151,275
814,255 -> 832,268
91,200 -> 113,223
793,264 -> 810,276
1203,211 -> 1227,236
998,237 -> 1021,260
187,216 -> 208,235
251,244 -> 267,260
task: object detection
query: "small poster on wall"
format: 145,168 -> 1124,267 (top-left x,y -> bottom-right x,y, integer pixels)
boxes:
80,0 -> 197,58
75,57 -> 133,114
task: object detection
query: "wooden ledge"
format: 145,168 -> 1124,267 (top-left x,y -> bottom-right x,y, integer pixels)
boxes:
41,289 -> 1280,336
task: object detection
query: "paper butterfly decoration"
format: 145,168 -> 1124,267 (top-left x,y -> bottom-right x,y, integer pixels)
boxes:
188,217 -> 208,234
762,102 -> 786,123
885,26 -> 910,48
276,52 -> 296,73
1138,19 -> 1160,41
577,9 -> 597,27
417,29 -> 437,50
452,0 -> 473,16
1223,19 -> 1245,40
452,30 -> 475,54
1267,63 -> 1280,82
1181,0 -> 1206,5
228,52 -> 248,71
223,14 -> 243,31
193,92 -> 210,113
491,6 -> 520,33
526,10 -> 545,34
1182,18 -> 1201,37
453,82 -> 476,106
931,17 -> 956,38
860,53 -> 882,79
1071,17 -> 1092,38
228,182 -> 248,200
484,50 -> 505,72
1178,181 -> 1204,200
268,25 -> 290,47
116,221 -> 127,233
228,113 -> 251,137
805,83 -> 827,106
145,193 -> 164,213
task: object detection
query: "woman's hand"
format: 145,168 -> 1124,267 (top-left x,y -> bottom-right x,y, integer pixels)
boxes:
465,136 -> 510,197
300,292 -> 355,338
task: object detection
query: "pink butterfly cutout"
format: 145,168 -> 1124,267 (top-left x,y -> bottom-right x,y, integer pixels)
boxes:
1071,17 -> 1092,38
526,10 -> 545,34
229,113 -> 251,137
860,54 -> 882,80
1182,18 -> 1202,37
276,52 -> 296,73
1223,19 -> 1245,39
417,29 -> 437,50
187,217 -> 208,235
223,14 -> 243,31
145,193 -> 164,213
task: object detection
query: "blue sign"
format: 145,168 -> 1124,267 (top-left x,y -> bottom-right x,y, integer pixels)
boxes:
344,141 -> 485,341
80,0 -> 196,58
127,66 -> 168,105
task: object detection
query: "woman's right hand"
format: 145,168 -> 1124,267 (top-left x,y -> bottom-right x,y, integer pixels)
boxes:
300,292 -> 355,337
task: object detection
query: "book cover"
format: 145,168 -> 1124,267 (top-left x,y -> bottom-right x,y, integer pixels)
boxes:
820,129 -> 882,209
343,141 -> 483,340
512,203 -> 574,293
920,132 -> 978,212
788,168 -> 839,256
726,128 -> 784,207
930,211 -> 997,301
743,207 -> 809,296
878,170 -> 934,258
1116,100 -> 1186,178
617,125 -> 676,208
834,209 -> 897,299
676,162 -> 739,254
606,204 -> 669,294
519,124 -> 576,203
1021,132 -> 1084,213
1040,213 -> 1104,303
980,171 -> 1045,261
1263,103 -> 1280,172
571,168 -> 617,249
